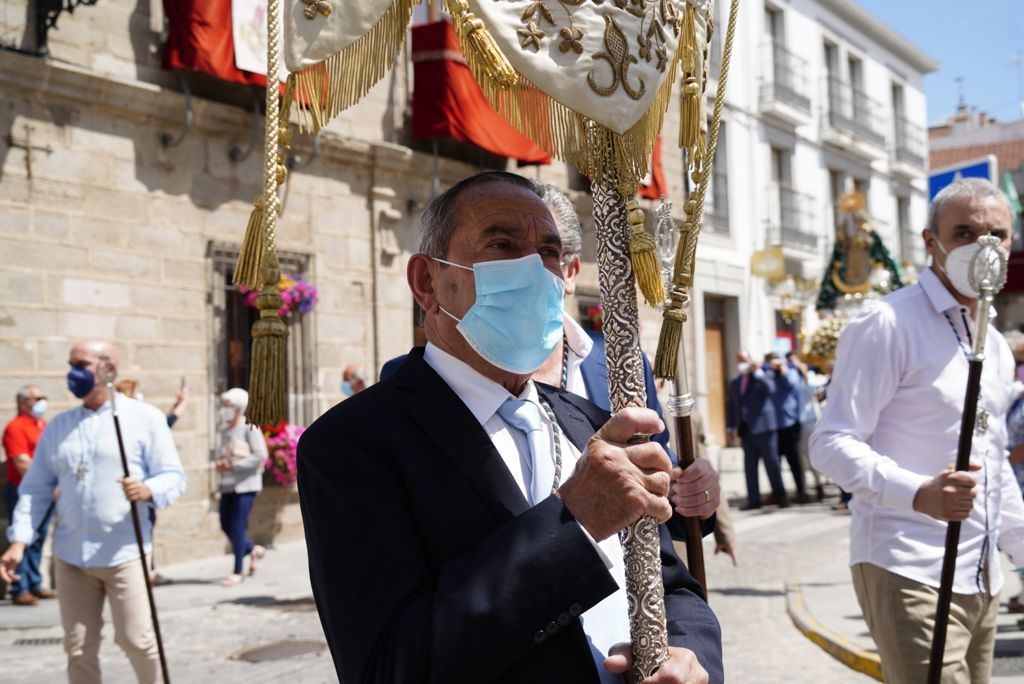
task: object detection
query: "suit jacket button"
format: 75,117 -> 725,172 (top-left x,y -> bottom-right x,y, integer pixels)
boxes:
533,630 -> 546,644
568,603 -> 582,617
558,612 -> 570,626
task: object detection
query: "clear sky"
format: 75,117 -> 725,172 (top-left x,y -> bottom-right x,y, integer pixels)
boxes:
855,0 -> 1024,125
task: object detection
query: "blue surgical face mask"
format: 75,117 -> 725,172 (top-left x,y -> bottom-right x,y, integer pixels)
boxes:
433,253 -> 565,374
340,381 -> 354,397
67,365 -> 96,398
30,399 -> 47,418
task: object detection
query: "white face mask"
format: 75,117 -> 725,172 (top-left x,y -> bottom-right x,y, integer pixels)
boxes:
30,399 -> 47,418
933,236 -> 984,299
219,406 -> 238,423
737,362 -> 751,375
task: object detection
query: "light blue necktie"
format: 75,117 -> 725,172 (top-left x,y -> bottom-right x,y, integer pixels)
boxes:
497,398 -> 554,506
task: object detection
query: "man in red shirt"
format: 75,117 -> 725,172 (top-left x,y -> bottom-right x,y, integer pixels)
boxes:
3,385 -> 55,605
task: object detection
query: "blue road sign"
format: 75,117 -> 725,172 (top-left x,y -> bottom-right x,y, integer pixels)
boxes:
929,155 -> 998,199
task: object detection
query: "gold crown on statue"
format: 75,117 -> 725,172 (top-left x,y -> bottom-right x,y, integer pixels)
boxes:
839,191 -> 865,213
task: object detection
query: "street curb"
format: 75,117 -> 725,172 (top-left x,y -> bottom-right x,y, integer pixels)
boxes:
785,582 -> 883,682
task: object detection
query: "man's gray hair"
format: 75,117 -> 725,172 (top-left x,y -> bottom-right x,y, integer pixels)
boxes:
927,177 -> 1012,234
15,385 -> 38,403
538,183 -> 583,254
418,171 -> 542,258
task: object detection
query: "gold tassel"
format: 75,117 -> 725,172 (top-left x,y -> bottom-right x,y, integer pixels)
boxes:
445,0 -> 517,89
291,0 -> 418,133
654,305 -> 686,380
619,182 -> 663,306
678,2 -> 700,158
234,197 -> 267,291
246,263 -> 289,426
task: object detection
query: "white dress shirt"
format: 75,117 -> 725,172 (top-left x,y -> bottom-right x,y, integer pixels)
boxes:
424,343 -> 629,683
563,315 -> 595,398
811,268 -> 1024,595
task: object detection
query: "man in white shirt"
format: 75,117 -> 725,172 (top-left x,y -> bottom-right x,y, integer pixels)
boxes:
811,178 -> 1024,684
299,172 -> 722,683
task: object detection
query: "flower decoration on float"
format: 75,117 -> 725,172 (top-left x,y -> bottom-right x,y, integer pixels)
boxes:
238,273 -> 318,318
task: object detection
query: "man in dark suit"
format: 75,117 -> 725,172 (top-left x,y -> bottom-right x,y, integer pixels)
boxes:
726,350 -> 789,510
299,172 -> 723,683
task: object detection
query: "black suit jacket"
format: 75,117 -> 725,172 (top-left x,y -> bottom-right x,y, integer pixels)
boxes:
298,347 -> 723,683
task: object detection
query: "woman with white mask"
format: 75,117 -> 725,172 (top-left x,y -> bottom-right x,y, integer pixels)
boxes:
215,388 -> 267,586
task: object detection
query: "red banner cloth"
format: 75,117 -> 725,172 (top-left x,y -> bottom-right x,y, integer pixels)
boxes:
639,137 -> 668,200
412,20 -> 550,165
162,0 -> 268,87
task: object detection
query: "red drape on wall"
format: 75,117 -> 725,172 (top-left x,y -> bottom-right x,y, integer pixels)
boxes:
639,137 -> 668,200
412,20 -> 550,165
162,0 -> 268,87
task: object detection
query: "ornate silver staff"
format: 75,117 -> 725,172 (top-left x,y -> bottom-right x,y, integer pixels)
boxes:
926,234 -> 1009,684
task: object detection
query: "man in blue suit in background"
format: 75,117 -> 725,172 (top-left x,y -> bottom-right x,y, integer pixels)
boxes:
727,351 -> 789,510
765,351 -> 809,504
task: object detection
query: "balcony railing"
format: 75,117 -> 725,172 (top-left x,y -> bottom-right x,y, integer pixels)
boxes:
768,184 -> 817,251
825,77 -> 887,147
893,116 -> 925,167
760,44 -> 811,113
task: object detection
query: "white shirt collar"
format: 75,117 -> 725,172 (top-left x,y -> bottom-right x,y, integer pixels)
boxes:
917,266 -> 998,321
423,342 -> 535,427
563,314 -> 594,361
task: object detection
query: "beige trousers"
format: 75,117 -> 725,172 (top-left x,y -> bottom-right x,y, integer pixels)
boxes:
851,562 -> 998,684
56,557 -> 159,684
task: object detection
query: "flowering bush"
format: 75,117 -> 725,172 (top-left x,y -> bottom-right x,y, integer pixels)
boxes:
262,422 -> 305,486
805,315 -> 847,368
238,274 -> 318,318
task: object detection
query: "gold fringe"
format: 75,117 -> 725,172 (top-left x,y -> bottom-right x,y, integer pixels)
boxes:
678,2 -> 700,158
234,197 -> 267,291
445,0 -> 517,88
291,0 -> 418,134
246,264 -> 289,426
454,22 -> 683,186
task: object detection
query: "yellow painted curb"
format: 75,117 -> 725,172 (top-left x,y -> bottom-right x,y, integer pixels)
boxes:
785,582 -> 884,681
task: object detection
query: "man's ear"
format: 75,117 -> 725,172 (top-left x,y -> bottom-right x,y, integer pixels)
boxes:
407,254 -> 439,315
563,255 -> 581,297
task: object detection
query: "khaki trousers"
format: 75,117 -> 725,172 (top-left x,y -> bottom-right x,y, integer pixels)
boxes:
56,557 -> 159,684
851,562 -> 998,684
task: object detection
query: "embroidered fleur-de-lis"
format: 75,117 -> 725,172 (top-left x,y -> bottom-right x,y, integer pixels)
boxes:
588,14 -> 645,100
301,0 -> 332,20
517,20 -> 547,52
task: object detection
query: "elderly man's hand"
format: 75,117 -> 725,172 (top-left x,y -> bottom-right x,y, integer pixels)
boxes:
556,407 -> 673,541
604,643 -> 709,684
0,544 -> 26,584
669,460 -> 720,519
913,463 -> 981,522
118,477 -> 153,503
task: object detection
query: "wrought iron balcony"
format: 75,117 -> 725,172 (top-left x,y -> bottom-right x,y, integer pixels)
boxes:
759,44 -> 811,114
703,167 -> 730,235
825,78 -> 887,147
768,184 -> 817,251
893,116 -> 926,167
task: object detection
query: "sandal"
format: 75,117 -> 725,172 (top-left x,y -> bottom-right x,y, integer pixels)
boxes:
220,573 -> 244,587
249,545 -> 266,576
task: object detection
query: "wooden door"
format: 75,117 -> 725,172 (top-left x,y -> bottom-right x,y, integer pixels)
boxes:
705,323 -> 727,446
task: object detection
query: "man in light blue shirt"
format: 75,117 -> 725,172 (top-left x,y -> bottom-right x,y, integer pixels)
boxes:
0,339 -> 186,684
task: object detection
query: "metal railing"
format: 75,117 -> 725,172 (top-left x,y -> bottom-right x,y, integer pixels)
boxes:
768,184 -> 818,251
893,116 -> 926,167
825,77 -> 887,146
760,43 -> 811,113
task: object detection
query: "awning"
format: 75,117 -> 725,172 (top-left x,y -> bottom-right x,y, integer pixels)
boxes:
411,20 -> 550,165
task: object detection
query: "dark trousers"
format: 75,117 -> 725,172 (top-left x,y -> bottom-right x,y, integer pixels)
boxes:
5,482 -> 53,597
219,492 -> 257,574
777,423 -> 806,494
740,429 -> 787,505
